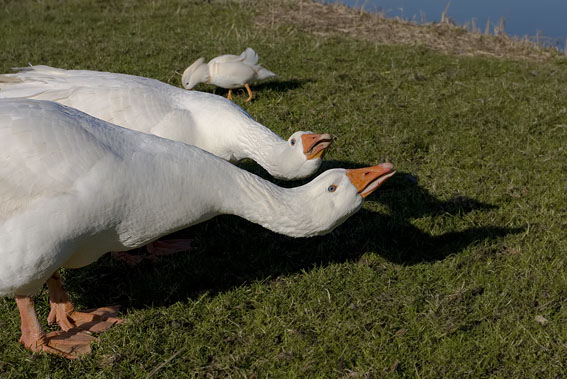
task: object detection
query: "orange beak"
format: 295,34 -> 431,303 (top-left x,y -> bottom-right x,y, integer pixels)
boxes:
346,163 -> 396,198
302,133 -> 333,160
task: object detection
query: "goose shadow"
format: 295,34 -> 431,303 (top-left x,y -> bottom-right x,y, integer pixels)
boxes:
62,163 -> 520,310
197,78 -> 313,98
252,78 -> 314,93
239,158 -> 497,219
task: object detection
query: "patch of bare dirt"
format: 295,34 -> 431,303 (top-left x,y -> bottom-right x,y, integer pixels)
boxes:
256,0 -> 561,61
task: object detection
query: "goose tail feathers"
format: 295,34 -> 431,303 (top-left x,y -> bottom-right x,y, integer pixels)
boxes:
255,66 -> 278,80
240,48 -> 258,65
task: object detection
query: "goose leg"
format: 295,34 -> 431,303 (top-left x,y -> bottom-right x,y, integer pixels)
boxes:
244,83 -> 253,102
145,239 -> 193,259
227,89 -> 233,100
112,238 -> 193,265
111,251 -> 144,266
46,271 -> 123,333
15,295 -> 94,359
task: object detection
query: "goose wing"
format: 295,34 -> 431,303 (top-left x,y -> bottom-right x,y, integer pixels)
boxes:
0,66 -> 175,135
209,48 -> 258,65
0,100 -> 121,221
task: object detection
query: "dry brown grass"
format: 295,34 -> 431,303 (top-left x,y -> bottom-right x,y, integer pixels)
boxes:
256,0 -> 561,61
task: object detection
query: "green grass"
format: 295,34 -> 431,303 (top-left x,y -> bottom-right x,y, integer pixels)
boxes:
1,0 -> 567,376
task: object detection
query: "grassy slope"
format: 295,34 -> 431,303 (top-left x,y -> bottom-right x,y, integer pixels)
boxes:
1,0 -> 567,376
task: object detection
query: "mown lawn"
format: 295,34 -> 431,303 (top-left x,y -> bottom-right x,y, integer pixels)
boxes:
1,0 -> 567,377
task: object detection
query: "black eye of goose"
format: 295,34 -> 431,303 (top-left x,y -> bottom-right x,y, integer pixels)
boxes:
290,138 -> 296,146
328,185 -> 337,192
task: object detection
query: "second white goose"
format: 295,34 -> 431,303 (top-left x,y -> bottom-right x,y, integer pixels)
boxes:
0,65 -> 331,181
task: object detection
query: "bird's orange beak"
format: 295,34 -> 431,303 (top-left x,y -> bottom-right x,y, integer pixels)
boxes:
346,163 -> 396,198
302,133 -> 333,160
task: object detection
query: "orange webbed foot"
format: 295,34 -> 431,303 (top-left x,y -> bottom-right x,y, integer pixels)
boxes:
146,239 -> 193,258
21,330 -> 96,359
47,272 -> 123,332
16,295 -> 96,359
48,303 -> 123,333
111,251 -> 145,266
112,238 -> 193,265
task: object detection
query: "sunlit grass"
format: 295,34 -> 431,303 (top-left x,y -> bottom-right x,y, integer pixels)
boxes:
1,0 -> 567,376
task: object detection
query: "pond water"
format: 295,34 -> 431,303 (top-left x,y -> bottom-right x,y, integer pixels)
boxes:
328,0 -> 567,50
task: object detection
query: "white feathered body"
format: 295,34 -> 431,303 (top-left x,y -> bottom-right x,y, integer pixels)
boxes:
0,66 -> 262,161
208,48 -> 277,89
0,100 -> 222,296
182,48 -> 277,90
0,100 -> 367,298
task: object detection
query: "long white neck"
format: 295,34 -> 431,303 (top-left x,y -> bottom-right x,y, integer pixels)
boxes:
215,168 -> 324,237
177,94 -> 291,177
228,117 -> 290,173
181,59 -> 209,89
117,138 -> 323,248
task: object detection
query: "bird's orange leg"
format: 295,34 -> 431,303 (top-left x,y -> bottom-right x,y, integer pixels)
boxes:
145,239 -> 193,259
227,89 -> 233,100
15,295 -> 94,359
244,83 -> 253,102
46,271 -> 123,333
111,251 -> 144,266
112,239 -> 193,266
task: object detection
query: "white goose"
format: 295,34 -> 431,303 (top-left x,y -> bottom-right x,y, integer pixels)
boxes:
0,65 -> 331,181
182,48 -> 277,102
0,99 -> 395,358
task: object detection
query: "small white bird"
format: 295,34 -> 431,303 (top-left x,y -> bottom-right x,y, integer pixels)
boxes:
0,99 -> 395,358
182,48 -> 278,102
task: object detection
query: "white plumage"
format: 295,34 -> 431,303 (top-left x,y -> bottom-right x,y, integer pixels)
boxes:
0,99 -> 395,357
181,48 -> 278,101
0,65 -> 331,180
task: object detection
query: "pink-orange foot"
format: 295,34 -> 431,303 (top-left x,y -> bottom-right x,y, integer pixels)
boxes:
16,296 -> 95,359
112,239 -> 193,265
111,251 -> 144,266
48,303 -> 123,333
47,272 -> 123,333
38,329 -> 96,358
146,239 -> 193,258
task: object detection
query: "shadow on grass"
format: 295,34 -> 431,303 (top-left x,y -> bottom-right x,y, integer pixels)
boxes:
240,158 -> 497,218
253,78 -> 314,93
62,161 -> 521,310
196,78 -> 313,98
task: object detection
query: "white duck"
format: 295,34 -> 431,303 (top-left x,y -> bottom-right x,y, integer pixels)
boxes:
0,99 -> 395,358
181,48 -> 278,102
0,65 -> 330,181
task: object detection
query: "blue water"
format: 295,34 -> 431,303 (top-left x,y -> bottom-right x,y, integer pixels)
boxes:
331,0 -> 567,50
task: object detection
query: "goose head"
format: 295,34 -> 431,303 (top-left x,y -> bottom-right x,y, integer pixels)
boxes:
268,162 -> 396,237
269,131 -> 333,180
181,57 -> 210,89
